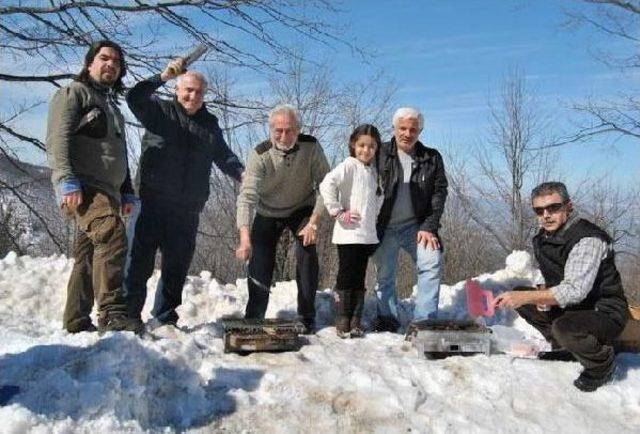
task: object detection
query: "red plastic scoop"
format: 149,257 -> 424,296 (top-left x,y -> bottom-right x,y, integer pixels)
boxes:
466,279 -> 495,317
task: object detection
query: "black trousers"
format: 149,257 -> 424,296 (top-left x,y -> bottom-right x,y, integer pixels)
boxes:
125,199 -> 199,323
517,303 -> 625,378
245,208 -> 318,320
336,244 -> 377,291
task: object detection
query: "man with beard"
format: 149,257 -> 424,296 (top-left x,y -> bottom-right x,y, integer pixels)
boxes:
235,105 -> 330,333
46,40 -> 137,333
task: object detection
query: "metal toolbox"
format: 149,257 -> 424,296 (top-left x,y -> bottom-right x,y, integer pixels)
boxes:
222,318 -> 306,353
405,319 -> 492,359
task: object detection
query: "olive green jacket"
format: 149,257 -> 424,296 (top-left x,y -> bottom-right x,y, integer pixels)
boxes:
46,80 -> 133,203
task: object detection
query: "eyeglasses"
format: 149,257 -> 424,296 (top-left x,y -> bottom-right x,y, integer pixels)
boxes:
533,202 -> 566,216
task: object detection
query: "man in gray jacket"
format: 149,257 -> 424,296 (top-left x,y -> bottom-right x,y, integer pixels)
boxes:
46,40 -> 137,333
236,105 -> 330,333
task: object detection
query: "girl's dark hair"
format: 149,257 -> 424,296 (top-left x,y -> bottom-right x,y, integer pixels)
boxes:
348,123 -> 382,157
348,123 -> 383,195
76,40 -> 127,96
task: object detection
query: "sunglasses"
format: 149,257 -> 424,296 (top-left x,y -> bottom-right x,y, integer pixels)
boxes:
533,202 -> 566,216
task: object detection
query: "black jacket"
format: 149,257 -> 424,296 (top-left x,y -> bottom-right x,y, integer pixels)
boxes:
533,218 -> 628,326
127,75 -> 244,212
376,138 -> 448,236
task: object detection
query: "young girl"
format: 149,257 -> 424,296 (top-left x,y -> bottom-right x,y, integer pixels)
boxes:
320,124 -> 384,338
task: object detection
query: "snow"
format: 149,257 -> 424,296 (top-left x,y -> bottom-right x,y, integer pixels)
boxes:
0,251 -> 639,433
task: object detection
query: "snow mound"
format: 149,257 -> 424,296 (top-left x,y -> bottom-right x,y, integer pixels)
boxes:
1,251 -> 639,433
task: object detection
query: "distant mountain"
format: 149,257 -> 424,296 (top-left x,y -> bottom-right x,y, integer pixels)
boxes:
0,154 -> 51,184
0,155 -> 64,256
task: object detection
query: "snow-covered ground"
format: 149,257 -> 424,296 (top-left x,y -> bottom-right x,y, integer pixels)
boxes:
0,251 -> 639,433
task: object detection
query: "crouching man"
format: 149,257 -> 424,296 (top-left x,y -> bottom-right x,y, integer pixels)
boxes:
494,182 -> 628,392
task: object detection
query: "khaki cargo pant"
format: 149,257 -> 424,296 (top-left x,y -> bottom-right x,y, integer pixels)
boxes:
63,188 -> 128,332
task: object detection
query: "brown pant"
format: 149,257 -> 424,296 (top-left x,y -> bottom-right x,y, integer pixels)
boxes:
63,188 -> 128,331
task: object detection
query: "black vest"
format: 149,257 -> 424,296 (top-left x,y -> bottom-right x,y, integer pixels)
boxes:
533,218 -> 628,326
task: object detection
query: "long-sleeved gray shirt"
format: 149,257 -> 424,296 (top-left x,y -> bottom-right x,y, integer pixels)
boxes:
236,136 -> 330,228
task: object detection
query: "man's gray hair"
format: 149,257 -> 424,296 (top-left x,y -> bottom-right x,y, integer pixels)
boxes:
176,71 -> 208,90
531,182 -> 571,202
269,104 -> 301,128
393,107 -> 424,130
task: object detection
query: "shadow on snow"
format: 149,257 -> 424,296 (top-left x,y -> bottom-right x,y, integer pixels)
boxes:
0,334 -> 263,431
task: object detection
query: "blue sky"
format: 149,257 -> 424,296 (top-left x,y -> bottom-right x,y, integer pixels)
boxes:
3,0 -> 638,188
317,0 -> 638,188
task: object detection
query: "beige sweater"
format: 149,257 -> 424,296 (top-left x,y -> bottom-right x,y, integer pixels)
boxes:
236,136 -> 330,228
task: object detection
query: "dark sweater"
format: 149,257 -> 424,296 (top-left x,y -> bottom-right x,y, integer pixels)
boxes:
127,75 -> 244,212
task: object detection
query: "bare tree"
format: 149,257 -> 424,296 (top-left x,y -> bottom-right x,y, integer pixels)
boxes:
440,193 -> 504,285
191,69 -> 249,282
556,0 -> 640,146
0,0 -> 357,256
447,69 -> 555,255
257,52 -> 397,289
572,176 -> 640,303
1,1 -> 354,148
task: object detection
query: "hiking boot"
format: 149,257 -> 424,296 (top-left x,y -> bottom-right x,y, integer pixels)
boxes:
573,364 -> 616,392
336,316 -> 351,339
349,316 -> 364,338
301,317 -> 316,335
373,315 -> 400,333
102,314 -> 144,333
147,317 -> 178,331
66,322 -> 97,334
538,349 -> 577,361
333,289 -> 351,337
128,318 -> 146,335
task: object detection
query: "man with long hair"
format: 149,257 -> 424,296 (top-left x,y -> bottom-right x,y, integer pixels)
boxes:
46,40 -> 137,333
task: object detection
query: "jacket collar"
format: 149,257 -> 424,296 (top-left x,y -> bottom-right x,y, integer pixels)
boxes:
273,142 -> 300,154
87,77 -> 111,94
536,212 -> 579,244
389,137 -> 429,161
173,97 -> 208,119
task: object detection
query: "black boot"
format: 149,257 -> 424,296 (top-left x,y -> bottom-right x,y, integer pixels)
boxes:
373,315 -> 400,333
574,360 -> 617,392
350,290 -> 365,338
334,290 -> 351,339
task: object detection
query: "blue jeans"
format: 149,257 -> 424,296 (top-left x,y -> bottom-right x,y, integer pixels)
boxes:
373,222 -> 443,321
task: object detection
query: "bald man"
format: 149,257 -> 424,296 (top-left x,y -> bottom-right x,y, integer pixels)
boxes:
125,59 -> 244,330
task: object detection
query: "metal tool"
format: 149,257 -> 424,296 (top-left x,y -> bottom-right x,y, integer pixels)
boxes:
168,43 -> 208,75
245,262 -> 271,293
249,275 -> 272,293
